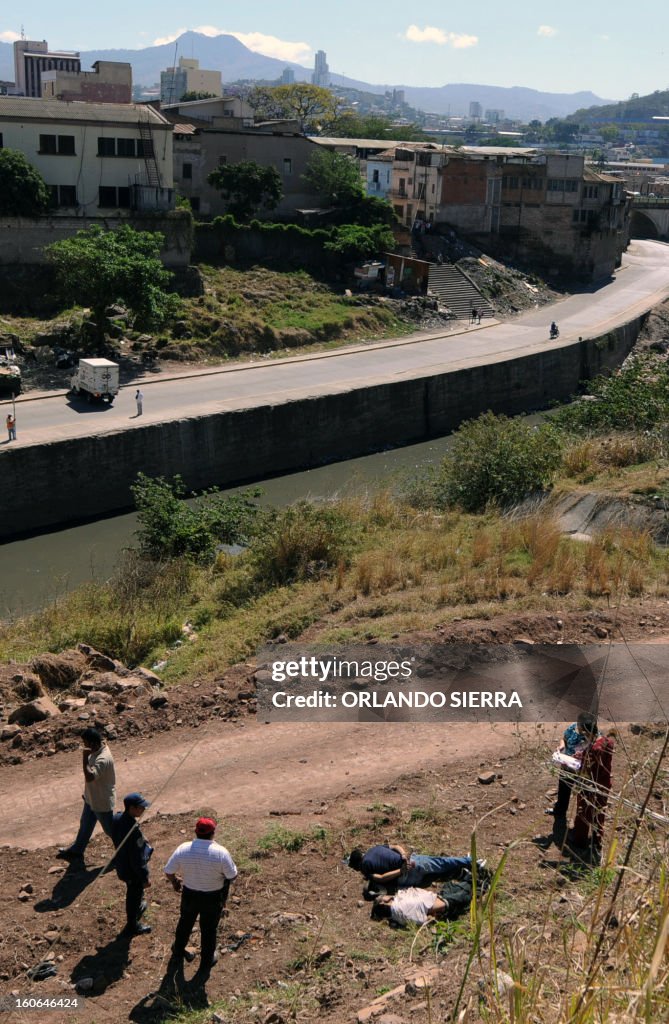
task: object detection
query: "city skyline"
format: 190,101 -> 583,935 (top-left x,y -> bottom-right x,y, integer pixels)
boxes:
0,0 -> 663,99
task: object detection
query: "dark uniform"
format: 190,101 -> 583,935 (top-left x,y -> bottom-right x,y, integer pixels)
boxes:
111,809 -> 153,934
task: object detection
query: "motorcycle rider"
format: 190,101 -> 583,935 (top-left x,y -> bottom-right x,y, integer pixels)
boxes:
550,321 -> 559,338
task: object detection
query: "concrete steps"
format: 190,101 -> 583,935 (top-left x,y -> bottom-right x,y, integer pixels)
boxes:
428,263 -> 494,321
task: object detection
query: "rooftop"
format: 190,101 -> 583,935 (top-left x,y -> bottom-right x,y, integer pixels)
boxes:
0,96 -> 169,126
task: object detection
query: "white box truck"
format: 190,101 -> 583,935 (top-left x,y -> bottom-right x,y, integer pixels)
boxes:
69,358 -> 120,404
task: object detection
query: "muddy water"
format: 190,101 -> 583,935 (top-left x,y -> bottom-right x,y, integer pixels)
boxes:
0,435 -> 460,618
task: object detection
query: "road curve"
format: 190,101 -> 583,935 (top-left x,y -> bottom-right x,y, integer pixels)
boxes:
4,239 -> 669,450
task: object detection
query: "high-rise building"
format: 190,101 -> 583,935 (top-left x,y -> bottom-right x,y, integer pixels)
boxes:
280,68 -> 295,85
160,57 -> 222,105
312,50 -> 329,88
485,108 -> 505,124
14,39 -> 81,97
469,101 -> 482,120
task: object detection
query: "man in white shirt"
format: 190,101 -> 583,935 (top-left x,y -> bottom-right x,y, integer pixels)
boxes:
57,728 -> 115,863
164,817 -> 237,989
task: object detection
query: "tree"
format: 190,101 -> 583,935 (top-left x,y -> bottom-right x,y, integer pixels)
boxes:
180,90 -> 218,102
207,160 -> 283,222
132,473 -> 261,563
248,83 -> 338,131
0,148 -> 51,217
47,225 -> 179,350
324,223 -> 395,262
303,149 -> 364,206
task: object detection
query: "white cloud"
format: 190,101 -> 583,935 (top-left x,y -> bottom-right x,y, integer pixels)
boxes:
153,29 -> 187,46
0,29 -> 20,42
404,25 -> 478,48
537,25 -> 558,37
153,25 -> 312,63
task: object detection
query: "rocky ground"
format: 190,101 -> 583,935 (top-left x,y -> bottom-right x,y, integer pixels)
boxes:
1,722 -> 664,1024
3,607 -> 669,770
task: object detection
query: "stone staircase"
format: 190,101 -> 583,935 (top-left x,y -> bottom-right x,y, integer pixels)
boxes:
427,263 -> 494,322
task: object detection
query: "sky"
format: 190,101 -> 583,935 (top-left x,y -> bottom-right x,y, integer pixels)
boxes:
1,0 -> 664,99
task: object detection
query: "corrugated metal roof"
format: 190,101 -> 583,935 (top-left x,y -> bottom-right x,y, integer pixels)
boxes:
172,123 -> 198,135
0,96 -> 170,125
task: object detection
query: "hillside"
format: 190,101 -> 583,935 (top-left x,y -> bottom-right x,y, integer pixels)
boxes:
568,87 -> 669,124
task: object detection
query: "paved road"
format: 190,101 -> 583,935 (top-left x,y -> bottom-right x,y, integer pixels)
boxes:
4,239 -> 669,449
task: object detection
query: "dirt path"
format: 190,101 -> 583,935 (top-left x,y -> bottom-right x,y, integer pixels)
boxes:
0,720 -> 533,850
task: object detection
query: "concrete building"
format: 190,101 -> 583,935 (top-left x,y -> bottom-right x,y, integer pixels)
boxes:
485,109 -> 505,124
312,50 -> 330,88
366,153 -> 393,199
162,95 -> 254,128
167,114 -> 322,218
469,101 -> 482,120
355,140 -> 630,280
160,57 -> 222,105
0,98 -> 174,213
41,61 -> 132,104
280,68 -> 295,85
14,39 -> 80,98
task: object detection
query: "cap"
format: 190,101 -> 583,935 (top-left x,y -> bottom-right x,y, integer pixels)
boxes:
195,817 -> 217,837
124,792 -> 150,809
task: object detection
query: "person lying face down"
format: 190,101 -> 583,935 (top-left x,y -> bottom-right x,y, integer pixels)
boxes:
347,844 -> 472,890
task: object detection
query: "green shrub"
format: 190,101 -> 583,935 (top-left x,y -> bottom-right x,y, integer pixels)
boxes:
556,354 -> 669,432
250,501 -> 353,585
432,412 -> 563,512
131,473 -> 261,563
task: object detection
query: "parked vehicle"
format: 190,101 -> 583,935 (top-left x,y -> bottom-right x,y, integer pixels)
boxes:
69,358 -> 119,404
0,347 -> 21,398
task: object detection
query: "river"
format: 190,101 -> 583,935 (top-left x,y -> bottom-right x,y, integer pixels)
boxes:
0,435 -> 461,618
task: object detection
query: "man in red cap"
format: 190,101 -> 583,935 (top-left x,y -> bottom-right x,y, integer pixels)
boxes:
163,817 -> 238,990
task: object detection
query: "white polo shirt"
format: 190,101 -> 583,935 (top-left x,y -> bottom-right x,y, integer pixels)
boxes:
390,887 -> 438,926
164,839 -> 238,892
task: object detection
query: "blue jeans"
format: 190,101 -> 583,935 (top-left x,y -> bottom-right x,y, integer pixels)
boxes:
401,854 -> 471,888
68,801 -> 114,856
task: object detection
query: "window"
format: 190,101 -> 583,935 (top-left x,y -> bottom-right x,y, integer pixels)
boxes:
47,184 -> 78,206
372,169 -> 379,183
57,135 -> 75,156
503,175 -> 519,189
58,185 -> 77,206
98,186 -> 117,207
0,133 -> 3,148
98,137 -> 116,157
548,178 -> 579,193
282,158 -> 292,175
117,186 -> 131,208
137,138 -> 154,158
583,184 -> 599,199
190,196 -> 200,213
39,134 -> 57,154
218,155 -> 227,166
117,138 -> 136,158
182,162 -> 193,179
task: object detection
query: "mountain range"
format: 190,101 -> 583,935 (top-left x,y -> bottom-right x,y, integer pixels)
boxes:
0,30 -> 612,121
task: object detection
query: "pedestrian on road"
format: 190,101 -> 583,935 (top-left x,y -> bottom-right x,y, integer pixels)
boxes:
135,389 -> 144,416
164,817 -> 238,991
6,413 -> 16,441
111,792 -> 153,938
57,728 -> 115,863
470,308 -> 479,325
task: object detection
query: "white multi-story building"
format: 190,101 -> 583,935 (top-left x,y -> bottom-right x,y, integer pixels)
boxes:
312,51 -> 330,88
0,98 -> 174,213
14,39 -> 81,98
160,58 -> 222,105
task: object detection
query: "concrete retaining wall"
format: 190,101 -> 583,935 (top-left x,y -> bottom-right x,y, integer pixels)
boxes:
0,317 -> 644,539
0,212 -> 193,268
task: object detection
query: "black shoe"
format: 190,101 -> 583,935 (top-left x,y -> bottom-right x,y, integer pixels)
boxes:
56,848 -> 82,862
123,923 -> 152,937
